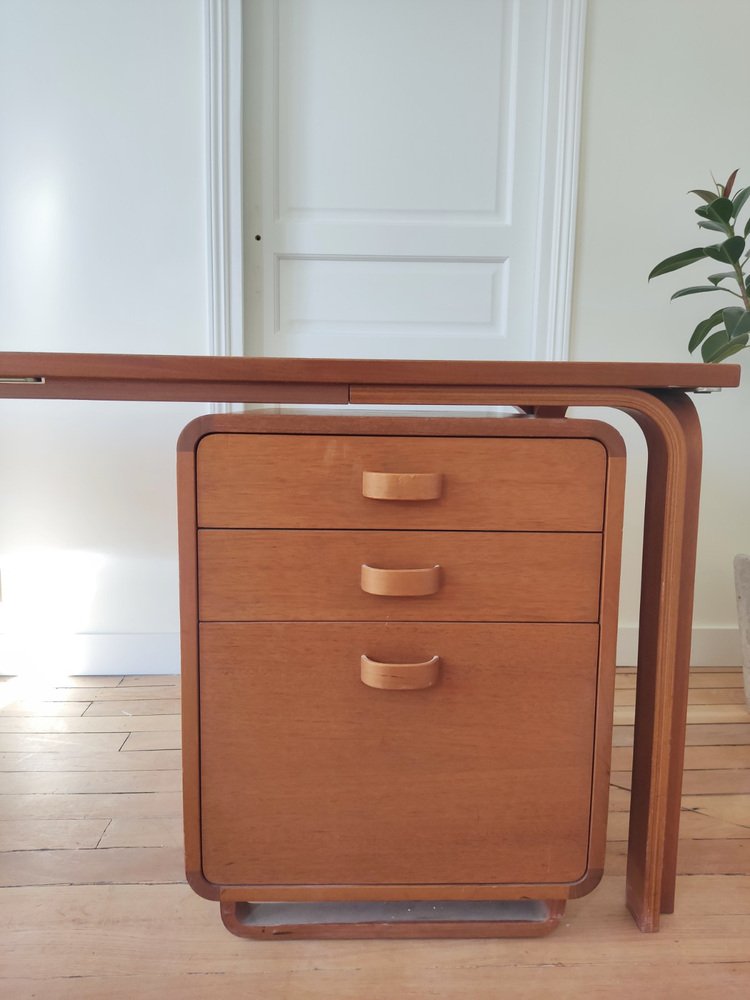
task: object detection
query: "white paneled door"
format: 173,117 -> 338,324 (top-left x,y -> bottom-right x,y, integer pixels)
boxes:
240,0 -> 584,360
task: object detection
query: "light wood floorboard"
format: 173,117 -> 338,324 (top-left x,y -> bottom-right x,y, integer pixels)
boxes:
0,668 -> 748,998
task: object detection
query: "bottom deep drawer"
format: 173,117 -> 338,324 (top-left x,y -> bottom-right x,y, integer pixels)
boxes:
198,622 -> 601,888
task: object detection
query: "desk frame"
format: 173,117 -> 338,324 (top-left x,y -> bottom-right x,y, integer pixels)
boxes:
0,352 -> 740,933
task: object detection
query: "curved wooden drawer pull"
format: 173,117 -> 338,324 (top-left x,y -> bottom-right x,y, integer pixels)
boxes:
362,471 -> 442,501
360,564 -> 441,596
360,654 -> 440,690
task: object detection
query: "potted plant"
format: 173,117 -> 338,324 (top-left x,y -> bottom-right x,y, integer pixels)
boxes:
649,169 -> 749,705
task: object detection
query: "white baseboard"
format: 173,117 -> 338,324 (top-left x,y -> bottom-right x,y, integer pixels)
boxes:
0,627 -> 742,676
617,626 -> 742,668
0,633 -> 180,676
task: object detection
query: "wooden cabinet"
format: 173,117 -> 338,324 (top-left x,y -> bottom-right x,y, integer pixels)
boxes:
178,412 -> 626,939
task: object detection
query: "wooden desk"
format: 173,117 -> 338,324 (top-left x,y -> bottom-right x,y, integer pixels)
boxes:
0,352 -> 740,935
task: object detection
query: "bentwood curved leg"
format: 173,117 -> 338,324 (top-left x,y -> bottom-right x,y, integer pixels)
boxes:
624,391 -> 702,927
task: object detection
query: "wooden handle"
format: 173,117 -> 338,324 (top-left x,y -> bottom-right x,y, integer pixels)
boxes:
360,564 -> 441,596
360,654 -> 440,690
362,471 -> 442,501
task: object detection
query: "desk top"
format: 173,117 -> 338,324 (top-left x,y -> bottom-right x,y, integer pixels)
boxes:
0,352 -> 741,402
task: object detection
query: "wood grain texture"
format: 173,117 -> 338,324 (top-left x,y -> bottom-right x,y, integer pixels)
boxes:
614,769 -> 750,796
0,770 -> 182,794
360,653 -> 440,690
614,704 -> 750,726
2,878 -> 750,996
195,427 -> 607,531
0,732 -> 127,753
198,622 -> 599,888
118,676 -> 180,687
360,564 -> 442,597
0,750 -> 181,772
0,792 -> 182,820
82,699 -> 180,717
98,817 -> 183,849
614,723 -> 750,747
615,686 -> 748,706
614,668 -> 745,690
585,432 -> 626,886
197,529 -> 603,623
0,818 -> 110,851
0,715 -> 181,734
362,469 -> 443,501
121,731 -> 181,751
0,350 -> 739,391
0,846 -> 184,887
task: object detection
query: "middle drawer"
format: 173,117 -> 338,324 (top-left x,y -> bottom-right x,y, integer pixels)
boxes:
198,530 -> 603,623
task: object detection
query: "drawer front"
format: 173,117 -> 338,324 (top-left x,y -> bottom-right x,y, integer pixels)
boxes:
199,622 -> 600,887
198,529 -> 603,623
196,433 -> 607,532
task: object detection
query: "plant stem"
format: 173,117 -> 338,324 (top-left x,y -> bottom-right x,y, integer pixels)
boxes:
732,261 -> 750,309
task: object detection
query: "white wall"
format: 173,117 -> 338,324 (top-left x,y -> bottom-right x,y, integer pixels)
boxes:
572,0 -> 750,663
0,0 -> 208,674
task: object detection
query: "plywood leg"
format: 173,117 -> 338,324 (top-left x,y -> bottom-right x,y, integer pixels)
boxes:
625,391 -> 702,931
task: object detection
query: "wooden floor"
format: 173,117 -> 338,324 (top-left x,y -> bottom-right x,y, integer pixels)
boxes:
1,669 -> 749,998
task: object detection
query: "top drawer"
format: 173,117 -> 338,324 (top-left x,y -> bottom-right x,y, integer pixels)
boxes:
196,433 -> 607,531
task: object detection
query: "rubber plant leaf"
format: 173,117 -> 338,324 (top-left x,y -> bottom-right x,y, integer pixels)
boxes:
702,329 -> 749,362
690,189 -> 720,203
688,309 -> 725,353
648,247 -> 707,280
732,186 -> 750,217
704,236 -> 745,263
722,307 -> 750,339
696,198 -> 734,226
723,169 -> 739,199
670,286 -> 720,300
701,329 -> 731,362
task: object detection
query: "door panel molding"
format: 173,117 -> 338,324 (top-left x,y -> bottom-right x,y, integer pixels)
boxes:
207,0 -> 587,361
206,0 -> 245,358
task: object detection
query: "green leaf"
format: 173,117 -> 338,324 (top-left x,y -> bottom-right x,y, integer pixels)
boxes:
698,220 -> 727,233
732,186 -> 750,217
721,307 -> 744,336
701,328 -> 749,362
670,286 -> 720,300
701,329 -> 730,361
648,246 -> 707,280
704,236 -> 746,263
711,337 -> 749,361
688,309 -> 726,352
722,307 -> 750,339
690,189 -> 720,203
707,271 -> 735,285
745,216 -> 750,238
696,197 -> 734,226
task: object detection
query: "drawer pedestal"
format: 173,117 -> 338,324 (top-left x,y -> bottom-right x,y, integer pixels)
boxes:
178,412 -> 626,939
